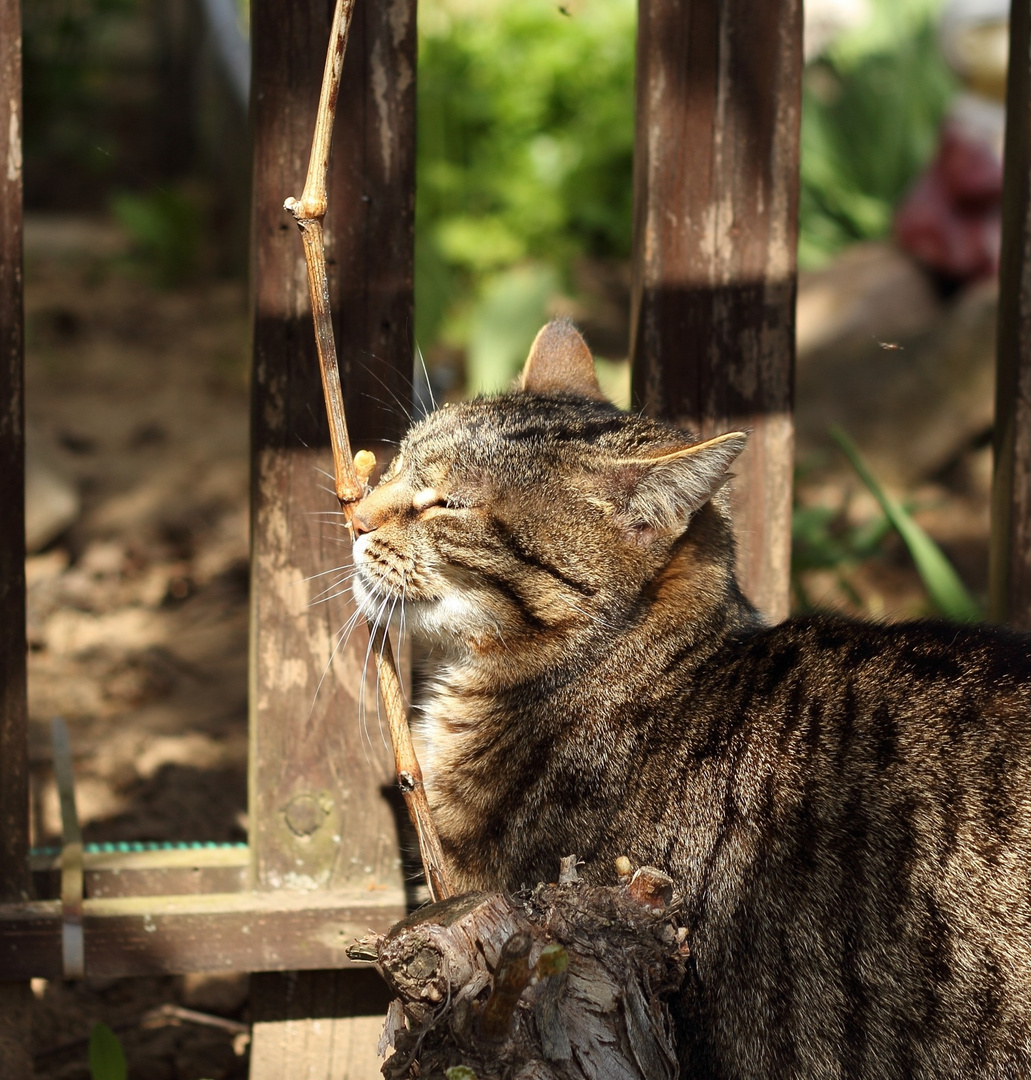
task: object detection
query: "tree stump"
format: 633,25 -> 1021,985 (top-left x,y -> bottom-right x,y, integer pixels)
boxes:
349,863 -> 688,1080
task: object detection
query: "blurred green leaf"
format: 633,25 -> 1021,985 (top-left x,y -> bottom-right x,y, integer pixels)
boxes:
830,426 -> 982,622
416,0 -> 635,351
89,1023 -> 127,1080
798,0 -> 955,268
109,187 -> 202,286
466,264 -> 559,394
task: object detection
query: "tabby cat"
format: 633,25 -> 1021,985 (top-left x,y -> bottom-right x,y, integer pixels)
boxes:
350,319 -> 1031,1080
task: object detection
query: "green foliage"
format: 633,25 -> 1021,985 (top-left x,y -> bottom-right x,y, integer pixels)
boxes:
792,501 -> 894,576
416,0 -> 636,381
830,427 -> 982,621
21,0 -> 142,191
415,0 -> 955,377
465,264 -> 560,393
109,187 -> 203,287
798,0 -> 956,268
89,1022 -> 127,1080
791,489 -> 896,612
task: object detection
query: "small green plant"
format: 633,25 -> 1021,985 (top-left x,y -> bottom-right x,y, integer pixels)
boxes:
791,494 -> 895,612
830,426 -> 982,621
89,1022 -> 127,1080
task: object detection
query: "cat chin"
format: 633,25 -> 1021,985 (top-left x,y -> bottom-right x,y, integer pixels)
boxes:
352,572 -> 485,644
405,593 -> 486,642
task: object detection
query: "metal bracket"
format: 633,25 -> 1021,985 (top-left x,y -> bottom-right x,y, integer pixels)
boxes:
50,716 -> 84,979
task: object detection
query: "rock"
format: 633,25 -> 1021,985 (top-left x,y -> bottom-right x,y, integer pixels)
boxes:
796,243 -> 996,486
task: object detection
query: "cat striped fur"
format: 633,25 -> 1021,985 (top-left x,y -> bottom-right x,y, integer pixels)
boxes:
351,319 -> 1031,1079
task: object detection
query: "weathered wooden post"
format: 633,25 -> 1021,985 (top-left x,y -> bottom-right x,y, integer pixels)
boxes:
0,0 -> 33,1076
630,0 -> 803,623
992,0 -> 1031,629
247,0 -> 417,1073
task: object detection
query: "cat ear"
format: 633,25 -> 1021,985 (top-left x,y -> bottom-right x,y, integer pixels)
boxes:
606,431 -> 749,535
520,319 -> 606,401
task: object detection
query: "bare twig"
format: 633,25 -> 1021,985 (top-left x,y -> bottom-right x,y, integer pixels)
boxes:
284,0 -> 453,900
282,0 -> 357,507
141,1003 -> 250,1036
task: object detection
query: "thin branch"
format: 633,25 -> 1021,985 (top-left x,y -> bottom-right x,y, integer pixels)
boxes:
370,624 -> 451,902
284,0 -> 454,901
283,0 -> 358,505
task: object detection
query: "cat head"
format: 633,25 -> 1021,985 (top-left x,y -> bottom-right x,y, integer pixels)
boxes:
351,320 -> 747,659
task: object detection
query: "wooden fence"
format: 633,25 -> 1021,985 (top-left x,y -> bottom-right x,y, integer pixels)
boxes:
1,0 -> 1030,1076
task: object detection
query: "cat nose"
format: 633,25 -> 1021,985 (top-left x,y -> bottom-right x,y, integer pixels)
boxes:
350,509 -> 375,536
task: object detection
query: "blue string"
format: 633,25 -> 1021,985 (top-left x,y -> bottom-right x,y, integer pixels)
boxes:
30,841 -> 248,858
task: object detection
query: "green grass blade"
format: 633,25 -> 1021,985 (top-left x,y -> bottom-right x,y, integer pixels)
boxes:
89,1023 -> 127,1080
830,426 -> 981,622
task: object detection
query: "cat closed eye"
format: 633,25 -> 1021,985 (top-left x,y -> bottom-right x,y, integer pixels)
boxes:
412,488 -> 444,511
412,489 -> 470,513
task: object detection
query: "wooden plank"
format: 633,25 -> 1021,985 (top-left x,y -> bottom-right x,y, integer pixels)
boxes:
0,888 -> 406,980
0,0 -> 32,1071
30,845 -> 251,900
0,0 -> 28,914
251,970 -> 394,1080
249,0 -> 416,1071
629,0 -> 802,623
250,0 -> 414,907
991,0 -> 1031,629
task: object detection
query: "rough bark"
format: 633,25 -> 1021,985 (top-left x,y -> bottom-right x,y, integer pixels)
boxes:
350,866 -> 688,1080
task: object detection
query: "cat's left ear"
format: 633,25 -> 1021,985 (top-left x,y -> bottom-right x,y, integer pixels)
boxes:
604,431 -> 748,537
520,319 -> 606,401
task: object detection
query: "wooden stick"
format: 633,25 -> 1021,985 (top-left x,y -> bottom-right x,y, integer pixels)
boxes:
283,0 -> 359,507
284,0 -> 453,901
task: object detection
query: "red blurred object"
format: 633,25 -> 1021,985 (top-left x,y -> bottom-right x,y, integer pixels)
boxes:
894,119 -> 1003,281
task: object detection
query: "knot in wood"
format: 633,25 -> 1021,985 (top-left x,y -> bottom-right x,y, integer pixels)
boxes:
283,793 -> 329,837
625,866 -> 674,910
382,931 -> 448,1005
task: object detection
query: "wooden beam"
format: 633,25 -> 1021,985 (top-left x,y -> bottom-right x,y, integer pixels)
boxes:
0,0 -> 33,1071
249,0 -> 416,1072
30,845 -> 251,900
249,0 -> 414,910
0,888 -> 406,980
991,0 -> 1031,628
630,0 -> 802,623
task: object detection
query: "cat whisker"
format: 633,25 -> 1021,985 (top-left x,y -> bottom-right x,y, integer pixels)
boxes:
356,366 -> 418,426
358,589 -> 394,753
305,509 -> 353,520
361,390 -> 415,427
414,340 -> 438,417
373,594 -> 403,750
308,607 -> 370,762
302,561 -> 357,584
308,570 -> 362,605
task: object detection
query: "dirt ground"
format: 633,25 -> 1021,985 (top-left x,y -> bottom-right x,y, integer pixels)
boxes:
24,215 -> 252,1080
19,215 -> 998,1078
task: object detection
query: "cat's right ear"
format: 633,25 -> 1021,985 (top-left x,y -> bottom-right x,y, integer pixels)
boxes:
520,319 -> 606,401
